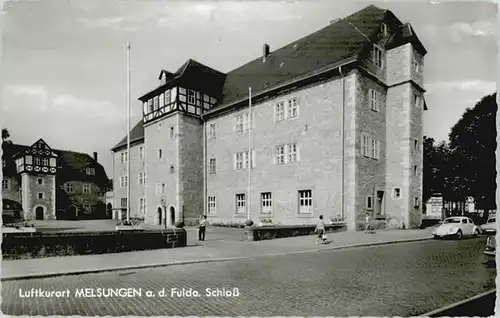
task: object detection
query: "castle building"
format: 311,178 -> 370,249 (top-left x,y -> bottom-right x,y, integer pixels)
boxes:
2,139 -> 110,220
111,5 -> 427,230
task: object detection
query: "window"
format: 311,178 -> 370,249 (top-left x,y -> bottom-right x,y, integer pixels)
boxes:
298,190 -> 313,214
65,183 -> 74,193
366,195 -> 373,210
34,157 -> 40,165
371,139 -> 380,160
139,198 -> 146,215
160,93 -> 165,107
209,158 -> 216,174
361,135 -> 370,157
138,172 -> 146,185
37,178 -> 43,185
208,196 -> 216,215
121,152 -> 128,163
368,89 -> 380,112
208,123 -> 216,140
413,93 -> 421,108
372,45 -> 383,68
121,198 -> 127,208
381,23 -> 388,36
122,176 -> 128,187
235,152 -> 244,171
287,144 -> 297,163
412,59 -> 420,73
187,89 -> 196,104
414,197 -> 420,208
413,165 -> 418,176
139,147 -> 144,161
275,102 -> 285,121
153,96 -> 159,110
287,98 -> 298,118
2,179 -> 9,190
362,135 -> 380,160
86,167 -> 95,175
393,188 -> 401,199
164,90 -> 171,105
235,115 -> 244,133
276,145 -> 285,164
242,113 -> 251,131
170,126 -> 175,138
158,149 -> 163,159
42,158 -> 49,166
83,184 -> 91,194
148,99 -> 153,113
38,192 -> 44,199
261,192 -> 272,214
236,193 -> 246,214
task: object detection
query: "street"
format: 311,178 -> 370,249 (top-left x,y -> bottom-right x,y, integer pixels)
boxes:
2,237 -> 494,316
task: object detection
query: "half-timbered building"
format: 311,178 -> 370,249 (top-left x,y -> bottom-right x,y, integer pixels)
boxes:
2,139 -> 110,220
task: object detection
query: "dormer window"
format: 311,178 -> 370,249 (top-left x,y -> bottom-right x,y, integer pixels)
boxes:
160,76 -> 166,86
372,45 -> 384,68
381,23 -> 388,36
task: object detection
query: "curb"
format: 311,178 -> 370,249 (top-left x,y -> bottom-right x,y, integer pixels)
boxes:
1,236 -> 432,282
419,289 -> 496,317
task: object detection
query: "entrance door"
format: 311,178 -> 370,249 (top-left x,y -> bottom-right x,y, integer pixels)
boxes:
69,206 -> 77,220
106,203 -> 112,219
169,206 -> 176,226
375,191 -> 384,217
35,206 -> 44,220
157,207 -> 162,225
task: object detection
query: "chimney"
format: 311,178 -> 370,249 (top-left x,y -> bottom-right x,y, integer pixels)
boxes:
263,43 -> 270,62
93,152 -> 98,162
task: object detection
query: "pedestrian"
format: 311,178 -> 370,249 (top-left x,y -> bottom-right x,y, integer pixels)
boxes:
315,215 -> 326,244
365,213 -> 371,233
199,215 -> 208,241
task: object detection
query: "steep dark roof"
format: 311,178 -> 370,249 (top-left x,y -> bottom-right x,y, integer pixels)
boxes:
116,5 -> 427,152
111,119 -> 144,151
139,59 -> 227,101
2,142 -> 109,188
218,5 -> 387,106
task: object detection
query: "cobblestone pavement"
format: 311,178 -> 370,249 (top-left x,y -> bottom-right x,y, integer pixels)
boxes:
2,237 -> 495,316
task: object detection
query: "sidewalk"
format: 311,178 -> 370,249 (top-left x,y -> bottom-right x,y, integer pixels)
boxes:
1,227 -> 434,281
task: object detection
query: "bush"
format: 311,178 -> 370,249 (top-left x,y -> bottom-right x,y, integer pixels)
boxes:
245,220 -> 254,227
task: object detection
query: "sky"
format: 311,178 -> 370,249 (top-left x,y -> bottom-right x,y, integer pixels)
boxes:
1,0 -> 497,177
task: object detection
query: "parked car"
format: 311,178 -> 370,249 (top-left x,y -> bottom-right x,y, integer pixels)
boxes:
2,199 -> 24,224
432,216 -> 480,239
481,217 -> 496,233
483,235 -> 496,257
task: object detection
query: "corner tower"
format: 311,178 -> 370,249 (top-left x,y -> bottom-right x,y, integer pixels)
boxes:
140,60 -> 226,226
385,20 -> 427,229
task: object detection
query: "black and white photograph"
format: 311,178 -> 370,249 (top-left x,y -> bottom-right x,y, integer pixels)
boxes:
0,0 -> 497,316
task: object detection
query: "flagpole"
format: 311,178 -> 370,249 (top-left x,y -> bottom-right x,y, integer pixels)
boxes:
126,42 -> 131,223
247,87 -> 252,221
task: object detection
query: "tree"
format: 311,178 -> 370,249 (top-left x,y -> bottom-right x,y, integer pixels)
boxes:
448,93 -> 497,217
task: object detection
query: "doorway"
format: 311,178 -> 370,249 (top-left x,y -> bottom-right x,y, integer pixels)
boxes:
157,207 -> 162,225
106,203 -> 112,219
375,191 -> 384,217
35,206 -> 44,220
169,206 -> 176,226
69,205 -> 78,220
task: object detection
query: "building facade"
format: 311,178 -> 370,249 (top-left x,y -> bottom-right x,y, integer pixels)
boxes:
2,139 -> 110,220
111,5 -> 427,230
